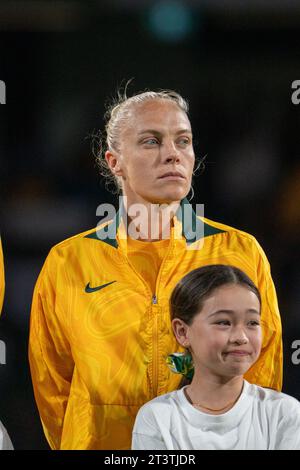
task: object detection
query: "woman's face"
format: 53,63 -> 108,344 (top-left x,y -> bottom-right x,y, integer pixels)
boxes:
173,284 -> 262,380
105,99 -> 195,204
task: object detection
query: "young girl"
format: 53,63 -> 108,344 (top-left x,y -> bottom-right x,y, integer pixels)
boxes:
132,264 -> 300,450
0,422 -> 13,450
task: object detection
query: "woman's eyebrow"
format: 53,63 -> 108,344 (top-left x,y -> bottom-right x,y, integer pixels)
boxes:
137,128 -> 192,136
208,309 -> 261,317
137,129 -> 162,136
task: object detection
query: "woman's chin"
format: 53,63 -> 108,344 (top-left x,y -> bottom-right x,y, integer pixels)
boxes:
148,190 -> 187,204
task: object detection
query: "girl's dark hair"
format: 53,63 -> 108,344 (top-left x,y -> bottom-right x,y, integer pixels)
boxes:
170,265 -> 261,387
170,264 -> 261,325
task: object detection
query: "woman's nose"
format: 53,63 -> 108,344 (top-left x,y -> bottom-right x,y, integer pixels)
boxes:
162,141 -> 180,163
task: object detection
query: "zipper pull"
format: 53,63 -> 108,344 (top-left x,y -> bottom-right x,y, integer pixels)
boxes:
152,294 -> 158,304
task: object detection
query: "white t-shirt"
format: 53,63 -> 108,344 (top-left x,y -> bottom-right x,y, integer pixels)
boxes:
0,421 -> 13,450
132,380 -> 300,450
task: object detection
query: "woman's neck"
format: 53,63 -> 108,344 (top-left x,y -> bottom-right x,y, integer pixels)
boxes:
122,195 -> 180,242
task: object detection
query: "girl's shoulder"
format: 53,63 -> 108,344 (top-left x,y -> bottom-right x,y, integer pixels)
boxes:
135,390 -> 180,423
141,389 -> 179,410
0,420 -> 13,450
246,381 -> 300,412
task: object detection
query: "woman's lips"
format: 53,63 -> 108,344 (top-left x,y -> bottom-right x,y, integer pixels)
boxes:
158,172 -> 186,181
159,175 -> 185,180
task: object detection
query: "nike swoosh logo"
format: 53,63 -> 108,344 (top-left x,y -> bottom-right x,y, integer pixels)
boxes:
85,281 -> 116,293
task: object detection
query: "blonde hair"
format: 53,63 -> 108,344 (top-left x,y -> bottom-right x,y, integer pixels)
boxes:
93,85 -> 190,193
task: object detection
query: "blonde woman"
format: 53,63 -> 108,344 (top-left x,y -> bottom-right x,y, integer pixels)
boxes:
29,89 -> 282,449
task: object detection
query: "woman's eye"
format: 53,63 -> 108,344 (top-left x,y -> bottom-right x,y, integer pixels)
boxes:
177,138 -> 190,146
216,321 -> 231,326
143,138 -> 159,145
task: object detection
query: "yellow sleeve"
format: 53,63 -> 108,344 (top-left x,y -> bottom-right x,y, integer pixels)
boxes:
0,238 -> 5,315
244,238 -> 283,391
28,248 -> 74,449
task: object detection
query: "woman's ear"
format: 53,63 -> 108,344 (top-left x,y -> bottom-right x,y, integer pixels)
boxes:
105,150 -> 124,177
172,318 -> 190,348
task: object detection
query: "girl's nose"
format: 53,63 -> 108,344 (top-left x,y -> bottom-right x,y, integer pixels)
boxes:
229,328 -> 249,345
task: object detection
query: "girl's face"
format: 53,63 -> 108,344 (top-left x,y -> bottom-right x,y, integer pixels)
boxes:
105,99 -> 195,205
173,284 -> 262,380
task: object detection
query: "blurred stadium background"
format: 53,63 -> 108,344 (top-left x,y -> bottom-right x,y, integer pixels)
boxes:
0,0 -> 300,449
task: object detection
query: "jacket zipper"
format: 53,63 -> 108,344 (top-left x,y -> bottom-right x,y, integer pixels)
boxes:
152,304 -> 158,395
120,234 -> 174,396
150,236 -> 174,395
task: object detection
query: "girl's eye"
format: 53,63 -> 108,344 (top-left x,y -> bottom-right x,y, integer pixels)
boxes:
216,321 -> 231,326
248,321 -> 260,327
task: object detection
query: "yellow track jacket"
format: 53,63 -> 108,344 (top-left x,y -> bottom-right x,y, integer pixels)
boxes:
28,199 -> 282,450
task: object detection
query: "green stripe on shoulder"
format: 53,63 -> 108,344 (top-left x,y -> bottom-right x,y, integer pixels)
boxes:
84,229 -> 118,248
203,221 -> 226,238
177,198 -> 227,244
84,209 -> 121,248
